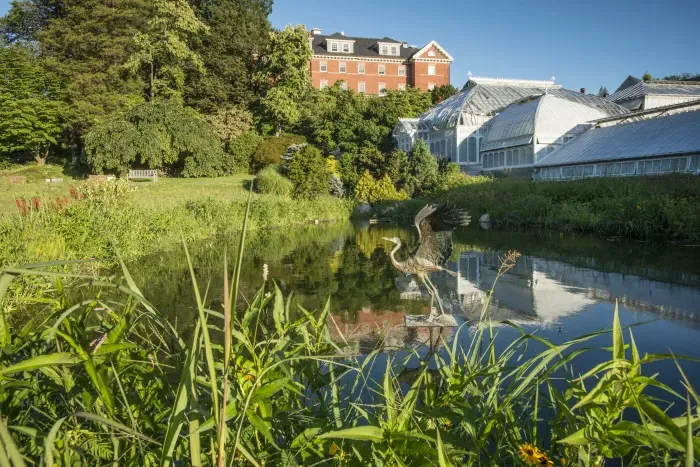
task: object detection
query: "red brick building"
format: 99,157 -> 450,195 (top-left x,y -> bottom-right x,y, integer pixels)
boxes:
308,29 -> 453,96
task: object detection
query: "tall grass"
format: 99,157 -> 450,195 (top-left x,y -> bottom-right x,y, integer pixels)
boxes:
255,166 -> 293,197
377,174 -> 700,241
0,196 -> 698,466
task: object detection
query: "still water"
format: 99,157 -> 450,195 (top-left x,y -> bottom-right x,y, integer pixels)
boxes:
131,222 -> 700,392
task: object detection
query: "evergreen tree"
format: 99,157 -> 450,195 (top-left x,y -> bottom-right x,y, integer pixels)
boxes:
0,44 -> 69,164
24,0 -> 152,136
125,0 -> 208,102
597,86 -> 609,97
254,25 -> 312,135
186,0 -> 272,111
404,140 -> 439,196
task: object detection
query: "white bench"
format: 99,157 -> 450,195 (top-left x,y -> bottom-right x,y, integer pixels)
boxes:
127,169 -> 158,182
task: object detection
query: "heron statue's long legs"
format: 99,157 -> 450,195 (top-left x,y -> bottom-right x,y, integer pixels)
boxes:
425,275 -> 445,317
419,275 -> 435,317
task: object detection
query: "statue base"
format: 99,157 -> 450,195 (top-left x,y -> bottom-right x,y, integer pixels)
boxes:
405,314 -> 458,328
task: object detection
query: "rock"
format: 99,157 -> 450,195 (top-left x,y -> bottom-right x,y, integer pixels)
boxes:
355,203 -> 371,215
479,213 -> 490,223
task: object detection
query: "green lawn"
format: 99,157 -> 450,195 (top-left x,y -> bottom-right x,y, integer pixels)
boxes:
1,163 -> 254,214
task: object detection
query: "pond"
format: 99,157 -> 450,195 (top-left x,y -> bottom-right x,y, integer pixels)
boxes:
130,221 -> 700,396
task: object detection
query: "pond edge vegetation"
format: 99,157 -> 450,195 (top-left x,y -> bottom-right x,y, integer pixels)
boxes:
0,195 -> 699,466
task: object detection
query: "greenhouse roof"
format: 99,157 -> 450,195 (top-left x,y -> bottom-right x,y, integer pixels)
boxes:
481,95 -> 609,151
535,110 -> 700,167
417,78 -> 628,130
607,80 -> 700,104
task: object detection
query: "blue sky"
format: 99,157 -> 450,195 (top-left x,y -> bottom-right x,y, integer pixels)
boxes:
1,0 -> 698,93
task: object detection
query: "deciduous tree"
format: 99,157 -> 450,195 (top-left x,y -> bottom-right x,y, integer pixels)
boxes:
125,0 -> 208,101
431,84 -> 458,104
254,25 -> 312,135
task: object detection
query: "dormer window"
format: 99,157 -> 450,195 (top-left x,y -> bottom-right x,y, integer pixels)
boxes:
330,42 -> 338,52
381,45 -> 388,55
378,42 -> 401,56
391,46 -> 398,55
342,43 -> 350,52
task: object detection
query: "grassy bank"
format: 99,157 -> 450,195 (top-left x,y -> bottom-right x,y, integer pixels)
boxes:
0,175 -> 352,306
377,175 -> 700,241
0,241 -> 698,465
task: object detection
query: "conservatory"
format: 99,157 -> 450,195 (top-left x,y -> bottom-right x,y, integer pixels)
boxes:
393,76 -> 628,173
479,94 -> 612,172
534,109 -> 700,180
607,77 -> 700,111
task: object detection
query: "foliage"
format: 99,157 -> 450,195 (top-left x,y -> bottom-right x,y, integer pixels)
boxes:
17,0 -> 151,135
642,72 -> 653,81
431,83 -> 459,104
0,226 -> 698,465
78,179 -> 134,201
225,131 -> 263,174
125,0 -> 209,101
328,173 -> 345,197
186,0 -> 272,111
251,134 -> 306,169
0,43 -> 70,164
255,165 -> 292,197
254,25 -> 312,134
662,73 -> 700,81
383,174 -> 700,241
437,162 -> 478,191
83,100 -> 224,176
205,105 -> 254,143
285,145 -> 330,199
354,170 -> 409,204
403,140 -> 439,196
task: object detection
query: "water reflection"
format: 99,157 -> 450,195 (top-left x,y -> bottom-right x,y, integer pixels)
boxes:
131,222 -> 700,350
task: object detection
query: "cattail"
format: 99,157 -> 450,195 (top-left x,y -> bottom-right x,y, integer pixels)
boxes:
262,263 -> 269,281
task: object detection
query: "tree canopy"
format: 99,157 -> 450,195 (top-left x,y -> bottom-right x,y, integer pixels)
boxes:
0,43 -> 69,164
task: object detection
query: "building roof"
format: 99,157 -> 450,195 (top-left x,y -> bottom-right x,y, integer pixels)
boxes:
613,75 -> 642,94
481,95 -> 609,151
417,77 -> 628,131
311,33 -> 419,60
535,110 -> 700,167
607,80 -> 700,104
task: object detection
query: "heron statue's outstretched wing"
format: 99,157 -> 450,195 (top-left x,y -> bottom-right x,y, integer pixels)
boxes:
412,204 -> 471,267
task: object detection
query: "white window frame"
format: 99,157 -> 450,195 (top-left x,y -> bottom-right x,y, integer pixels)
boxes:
391,46 -> 398,55
320,80 -> 328,90
398,83 -> 406,91
381,45 -> 388,55
342,43 -> 350,52
428,65 -> 436,76
428,82 -> 436,91
358,62 -> 365,74
330,42 -> 338,52
398,66 -> 405,76
358,82 -> 366,93
378,64 -> 386,75
340,81 -> 348,91
428,50 -> 436,57
339,62 -> 346,73
378,82 -> 387,96
319,61 -> 327,73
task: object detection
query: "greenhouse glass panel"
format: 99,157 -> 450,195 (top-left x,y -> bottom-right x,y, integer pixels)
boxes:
512,149 -> 520,165
689,156 -> 699,172
661,159 -> 671,172
678,158 -> 687,171
468,138 -> 477,163
653,160 -> 662,172
499,152 -> 505,167
526,148 -> 534,165
671,158 -> 680,172
506,150 -> 513,166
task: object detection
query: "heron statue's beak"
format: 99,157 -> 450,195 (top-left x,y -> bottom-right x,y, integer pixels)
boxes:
381,237 -> 392,242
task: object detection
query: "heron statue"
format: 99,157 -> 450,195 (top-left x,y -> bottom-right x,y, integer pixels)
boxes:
383,204 -> 471,321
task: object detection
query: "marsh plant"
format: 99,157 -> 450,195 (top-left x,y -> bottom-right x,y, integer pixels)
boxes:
0,206 -> 698,466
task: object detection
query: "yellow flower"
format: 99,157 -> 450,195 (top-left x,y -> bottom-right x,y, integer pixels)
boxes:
535,452 -> 554,467
518,443 -> 541,465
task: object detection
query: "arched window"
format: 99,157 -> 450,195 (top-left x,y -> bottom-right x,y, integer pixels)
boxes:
458,138 -> 468,163
506,150 -> 513,166
513,149 -> 520,165
526,147 -> 534,165
468,137 -> 477,163
499,151 -> 505,167
440,140 -> 446,157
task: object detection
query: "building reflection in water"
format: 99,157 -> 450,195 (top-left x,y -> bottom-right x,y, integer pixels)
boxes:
329,249 -> 700,353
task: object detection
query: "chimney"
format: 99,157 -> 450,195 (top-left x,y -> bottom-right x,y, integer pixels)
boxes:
311,28 -> 322,36
580,88 -> 586,94
340,31 -> 345,36
402,42 -> 408,48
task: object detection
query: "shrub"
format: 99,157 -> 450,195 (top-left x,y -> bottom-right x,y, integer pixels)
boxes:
205,106 -> 254,143
286,145 -> 329,199
404,140 -> 439,196
328,173 -> 345,197
438,162 -> 483,190
252,134 -> 306,170
225,132 -> 263,174
256,165 -> 293,197
354,170 -> 408,204
84,100 -> 225,177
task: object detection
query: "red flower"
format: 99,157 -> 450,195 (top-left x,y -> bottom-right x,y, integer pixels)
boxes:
69,186 -> 80,200
15,198 -> 28,215
31,197 -> 40,210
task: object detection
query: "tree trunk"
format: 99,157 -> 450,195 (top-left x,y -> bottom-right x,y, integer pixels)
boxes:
33,149 -> 48,166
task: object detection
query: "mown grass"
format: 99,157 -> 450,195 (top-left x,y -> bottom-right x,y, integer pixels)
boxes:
0,220 -> 698,466
376,175 -> 700,241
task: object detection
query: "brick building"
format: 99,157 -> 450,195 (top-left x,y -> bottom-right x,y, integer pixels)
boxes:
308,29 -> 453,96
